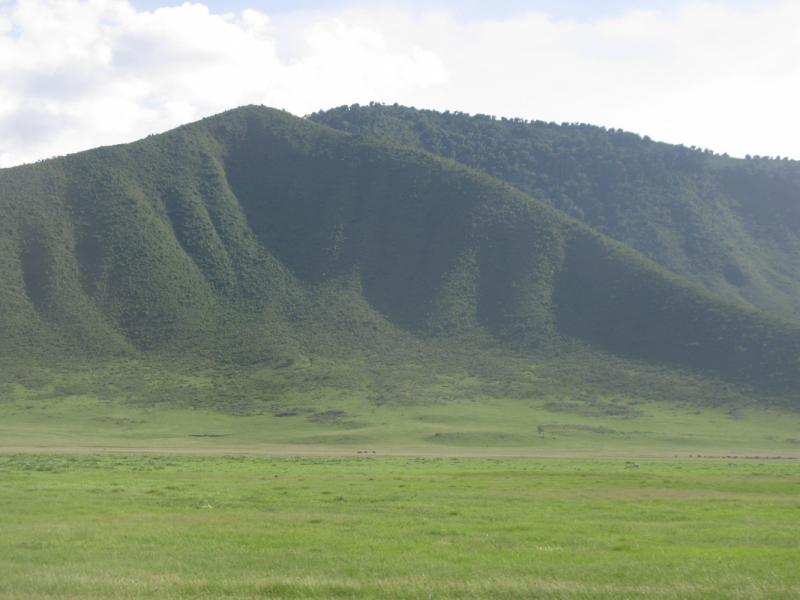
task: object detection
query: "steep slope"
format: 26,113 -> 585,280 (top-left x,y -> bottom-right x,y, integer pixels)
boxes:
1,105 -> 798,401
309,104 -> 800,322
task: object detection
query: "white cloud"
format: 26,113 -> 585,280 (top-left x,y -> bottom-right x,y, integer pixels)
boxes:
0,0 -> 798,167
272,19 -> 447,109
0,0 -> 448,167
343,2 -> 800,158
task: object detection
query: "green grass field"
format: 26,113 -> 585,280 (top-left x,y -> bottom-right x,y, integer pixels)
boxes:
3,372 -> 800,459
3,393 -> 800,458
3,356 -> 800,598
3,357 -> 800,458
1,453 -> 799,599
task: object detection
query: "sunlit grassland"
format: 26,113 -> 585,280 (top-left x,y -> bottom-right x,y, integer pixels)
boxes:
3,395 -> 800,458
2,358 -> 800,457
1,454 -> 799,599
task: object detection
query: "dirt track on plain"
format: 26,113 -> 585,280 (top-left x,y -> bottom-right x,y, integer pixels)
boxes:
1,446 -> 796,461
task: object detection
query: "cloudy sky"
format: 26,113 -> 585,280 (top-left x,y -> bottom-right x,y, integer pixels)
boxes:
1,0 -> 797,167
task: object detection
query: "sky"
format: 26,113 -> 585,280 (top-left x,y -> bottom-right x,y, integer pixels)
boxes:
0,0 -> 798,167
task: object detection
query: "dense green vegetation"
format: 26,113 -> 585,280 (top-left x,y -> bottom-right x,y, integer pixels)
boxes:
2,453 -> 799,599
310,103 -> 800,321
1,105 -> 799,416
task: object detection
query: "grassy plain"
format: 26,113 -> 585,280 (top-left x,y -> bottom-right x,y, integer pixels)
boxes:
1,453 -> 799,599
3,394 -> 800,458
3,349 -> 799,598
2,357 -> 800,458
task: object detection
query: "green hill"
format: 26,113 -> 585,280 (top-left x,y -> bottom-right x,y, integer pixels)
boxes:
1,105 -> 799,421
309,104 -> 800,322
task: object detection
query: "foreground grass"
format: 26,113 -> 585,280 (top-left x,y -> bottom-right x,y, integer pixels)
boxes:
1,454 -> 799,599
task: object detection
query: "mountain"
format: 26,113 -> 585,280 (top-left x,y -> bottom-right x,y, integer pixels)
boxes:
1,105 -> 799,406
309,104 -> 800,322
